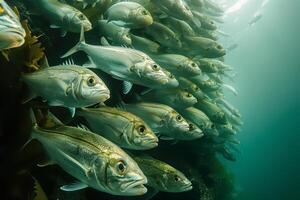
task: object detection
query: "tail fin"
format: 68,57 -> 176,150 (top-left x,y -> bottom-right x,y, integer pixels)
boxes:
61,26 -> 85,58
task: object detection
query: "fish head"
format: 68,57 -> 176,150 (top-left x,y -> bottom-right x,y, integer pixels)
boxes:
211,111 -> 227,124
203,42 -> 226,58
181,59 -> 202,75
162,169 -> 193,192
217,123 -> 236,135
163,70 -> 179,88
130,6 -> 153,27
129,120 -> 158,149
0,3 -> 25,50
64,12 -> 92,32
75,71 -> 110,103
104,153 -> 148,196
181,122 -> 204,140
205,122 -> 219,136
177,91 -> 197,107
168,111 -> 190,132
135,60 -> 170,86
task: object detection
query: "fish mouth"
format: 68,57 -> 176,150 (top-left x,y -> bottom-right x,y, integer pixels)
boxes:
122,178 -> 148,195
141,137 -> 159,149
181,183 -> 193,191
98,90 -> 110,102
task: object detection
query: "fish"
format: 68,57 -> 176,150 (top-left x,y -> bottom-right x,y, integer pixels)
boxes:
217,98 -> 241,118
144,21 -> 182,49
97,19 -> 132,46
151,0 -> 193,22
191,11 -> 217,31
30,0 -> 92,37
161,17 -> 195,37
184,0 -> 204,9
0,0 -> 26,50
139,88 -> 197,110
27,111 -> 148,196
180,107 -> 219,137
62,27 -> 174,90
216,123 -> 237,136
176,76 -> 206,99
66,0 -> 102,9
104,2 -> 153,29
249,12 -> 262,26
76,106 -> 159,150
133,155 -> 193,192
182,36 -> 226,58
130,33 -> 160,54
194,98 -> 227,124
119,102 -> 191,140
192,57 -> 219,73
196,28 -> 218,41
22,57 -> 110,111
152,53 -> 201,77
190,76 -> 221,92
203,0 -> 224,14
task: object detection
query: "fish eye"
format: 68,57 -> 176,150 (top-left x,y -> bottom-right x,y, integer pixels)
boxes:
211,124 -> 216,129
116,160 -> 127,174
152,64 -> 160,71
217,45 -> 222,49
78,14 -> 85,20
138,125 -> 146,135
141,10 -> 148,15
169,73 -> 174,79
174,175 -> 181,182
191,63 -> 197,67
193,85 -> 199,91
176,115 -> 183,122
87,76 -> 96,86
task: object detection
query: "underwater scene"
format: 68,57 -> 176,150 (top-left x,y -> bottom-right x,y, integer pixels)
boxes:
0,0 -> 298,200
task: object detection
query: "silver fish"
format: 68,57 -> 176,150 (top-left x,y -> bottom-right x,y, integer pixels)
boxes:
66,0 -> 103,9
176,76 -> 206,99
104,2 -> 153,29
191,11 -> 217,31
161,17 -> 195,37
144,21 -> 182,49
140,88 -> 197,109
180,107 -> 218,137
182,36 -> 226,58
30,0 -> 92,36
28,111 -> 148,196
76,106 -> 158,150
22,58 -> 110,108
133,155 -> 193,192
152,53 -> 201,77
151,0 -> 193,22
130,33 -> 160,54
0,0 -> 26,50
62,27 -> 173,89
195,98 -> 227,124
97,19 -> 132,46
120,102 -> 190,140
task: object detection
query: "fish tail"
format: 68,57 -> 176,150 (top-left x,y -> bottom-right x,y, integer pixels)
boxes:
61,26 -> 86,58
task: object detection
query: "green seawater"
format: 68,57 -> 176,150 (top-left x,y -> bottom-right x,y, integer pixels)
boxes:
223,0 -> 300,199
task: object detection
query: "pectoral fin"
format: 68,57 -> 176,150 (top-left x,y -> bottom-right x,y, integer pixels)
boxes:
60,181 -> 88,192
122,81 -> 133,94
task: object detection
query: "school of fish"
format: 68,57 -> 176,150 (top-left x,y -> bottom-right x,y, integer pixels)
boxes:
1,0 -> 242,198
